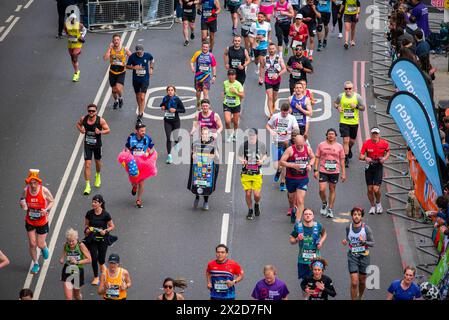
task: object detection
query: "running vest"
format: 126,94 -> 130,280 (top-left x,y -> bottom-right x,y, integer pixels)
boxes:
162,292 -> 178,300
240,4 -> 258,30
286,145 -> 309,179
344,0 -> 358,15
202,0 -> 217,22
295,221 -> 320,263
128,134 -> 151,156
83,115 -> 102,148
198,111 -> 218,132
25,185 -> 47,227
290,94 -> 307,127
195,52 -> 213,75
348,223 -> 369,256
228,0 -> 242,7
64,242 -> 84,268
104,268 -> 127,300
254,22 -> 270,50
242,140 -> 261,175
109,47 -> 126,75
265,55 -> 282,82
182,0 -> 195,12
274,1 -> 290,23
228,46 -> 246,71
339,93 -> 360,125
66,21 -> 82,49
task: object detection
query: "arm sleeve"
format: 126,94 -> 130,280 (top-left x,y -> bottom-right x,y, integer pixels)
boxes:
304,58 -> 313,71
238,143 -> 245,159
159,96 -> 167,108
177,97 -> 186,113
300,277 -> 308,291
357,0 -> 360,6
126,54 -> 134,66
251,285 -> 260,299
104,212 -> 112,223
324,278 -> 337,297
387,281 -> 396,294
364,225 -> 375,247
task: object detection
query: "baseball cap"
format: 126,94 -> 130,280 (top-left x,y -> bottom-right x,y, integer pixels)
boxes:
295,14 -> 303,19
371,127 -> 380,134
108,254 -> 120,264
135,44 -> 144,52
248,128 -> 258,136
135,120 -> 146,130
227,69 -> 236,75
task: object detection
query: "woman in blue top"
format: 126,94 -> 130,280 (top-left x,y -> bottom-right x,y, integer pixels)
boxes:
387,266 -> 422,300
159,86 -> 186,164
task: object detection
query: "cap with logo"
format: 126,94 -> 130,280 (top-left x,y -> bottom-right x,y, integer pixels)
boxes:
108,253 -> 120,264
371,127 -> 380,134
295,14 -> 303,19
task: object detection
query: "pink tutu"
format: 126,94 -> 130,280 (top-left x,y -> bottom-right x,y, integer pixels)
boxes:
117,150 -> 158,184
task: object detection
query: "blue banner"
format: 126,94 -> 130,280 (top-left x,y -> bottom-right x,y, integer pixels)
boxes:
387,92 -> 443,196
389,58 -> 445,162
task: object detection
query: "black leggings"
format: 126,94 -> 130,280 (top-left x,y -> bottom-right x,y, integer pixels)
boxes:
57,3 -> 68,36
275,22 -> 291,47
164,119 -> 181,154
195,195 -> 209,202
332,3 -> 343,33
87,240 -> 108,277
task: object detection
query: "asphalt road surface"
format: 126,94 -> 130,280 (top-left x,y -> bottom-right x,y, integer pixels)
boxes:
0,0 -> 403,300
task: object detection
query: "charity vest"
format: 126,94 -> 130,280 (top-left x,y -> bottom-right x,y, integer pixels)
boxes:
344,0 -> 358,15
66,21 -> 82,49
109,47 -> 126,75
290,94 -> 307,127
25,185 -> 48,227
286,145 -> 310,179
296,221 -> 321,264
265,55 -> 282,83
64,242 -> 84,268
274,1 -> 291,23
104,268 -> 127,300
339,93 -> 360,125
348,223 -> 369,256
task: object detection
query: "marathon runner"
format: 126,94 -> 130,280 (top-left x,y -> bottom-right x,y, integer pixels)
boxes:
264,43 -> 287,117
334,80 -> 365,168
290,0 -> 300,16
332,0 -> 344,39
59,228 -> 91,300
288,82 -> 313,139
273,0 -> 294,56
299,0 -> 321,61
251,265 -> 289,300
224,35 -> 251,85
316,0 -> 332,51
300,79 -> 316,106
223,69 -> 244,143
227,0 -> 242,35
359,127 -> 390,214
19,289 -> 33,300
159,86 -> 186,164
341,206 -> 375,300
287,46 -> 313,96
83,194 -> 116,285
386,267 -> 422,300
280,133 -> 315,223
0,250 -> 10,269
190,41 -> 217,109
266,103 -> 299,192
259,0 -> 274,21
20,169 -> 54,274
301,258 -> 337,300
125,122 -> 156,208
249,12 -> 271,85
76,104 -> 110,196
190,99 -> 224,139
339,0 -> 361,49
314,128 -> 346,218
206,244 -> 244,300
157,278 -> 186,300
289,14 -> 309,55
200,0 -> 221,52
181,0 -> 199,46
238,0 -> 259,60
98,253 -> 132,300
103,34 -> 132,110
238,128 -> 268,220
126,44 -> 155,120
64,13 -> 86,82
289,208 -> 327,283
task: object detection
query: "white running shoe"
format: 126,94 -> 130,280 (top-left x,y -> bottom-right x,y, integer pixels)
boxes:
320,203 -> 327,216
369,206 -> 376,215
376,203 -> 383,214
255,63 -> 260,74
338,33 -> 343,39
326,208 -> 334,218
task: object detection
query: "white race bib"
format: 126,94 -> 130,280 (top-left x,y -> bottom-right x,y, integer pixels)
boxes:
199,65 -> 210,72
136,68 -> 146,76
28,209 -> 41,219
344,109 -> 355,119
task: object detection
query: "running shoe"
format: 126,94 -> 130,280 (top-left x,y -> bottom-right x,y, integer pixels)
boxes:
131,185 -> 137,196
202,201 -> 209,211
283,47 -> 289,56
376,202 -> 383,214
351,40 -> 355,46
274,170 -> 281,182
246,209 -> 255,220
166,154 -> 173,164
320,202 -> 328,215
136,200 -> 144,208
369,206 -> 376,215
83,182 -> 91,195
94,173 -> 101,188
72,70 -> 80,82
317,42 -> 322,52
291,207 -> 297,224
184,40 -> 189,46
91,277 -> 100,286
193,197 -> 199,209
338,33 -> 343,39
344,42 -> 349,49
326,207 -> 334,218
113,101 -> 119,110
42,247 -> 49,260
323,39 -> 327,48
254,203 -> 261,216
232,27 -> 237,36
279,183 -> 286,192
255,64 -> 260,74
118,97 -> 123,108
190,33 -> 195,40
137,113 -> 143,120
30,263 -> 40,274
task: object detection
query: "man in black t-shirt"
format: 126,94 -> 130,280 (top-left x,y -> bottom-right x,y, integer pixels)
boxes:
286,45 -> 313,95
299,0 -> 321,61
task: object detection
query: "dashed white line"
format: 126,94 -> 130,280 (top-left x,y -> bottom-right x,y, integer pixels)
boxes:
225,152 -> 234,193
0,17 -> 19,42
220,214 -> 230,245
15,5 -> 23,12
0,27 -> 4,34
6,15 -> 14,23
24,0 -> 34,9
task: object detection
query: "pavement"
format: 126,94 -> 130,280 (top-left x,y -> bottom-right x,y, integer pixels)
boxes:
0,0 -> 405,300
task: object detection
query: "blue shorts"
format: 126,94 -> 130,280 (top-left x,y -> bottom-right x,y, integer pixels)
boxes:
297,262 -> 312,280
286,177 -> 309,193
271,143 -> 287,162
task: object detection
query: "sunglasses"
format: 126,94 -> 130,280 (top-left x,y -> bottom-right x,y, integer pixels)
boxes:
164,285 -> 173,289
88,110 -> 96,113
344,87 -> 353,90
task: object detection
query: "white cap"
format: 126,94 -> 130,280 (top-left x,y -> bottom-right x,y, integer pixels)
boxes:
371,127 -> 380,134
295,14 -> 303,19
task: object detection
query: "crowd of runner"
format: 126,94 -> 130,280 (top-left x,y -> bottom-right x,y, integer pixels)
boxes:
4,0 -> 440,301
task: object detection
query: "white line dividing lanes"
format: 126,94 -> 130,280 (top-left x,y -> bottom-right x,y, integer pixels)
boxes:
24,0 -> 34,9
6,15 -> 14,23
0,27 -> 4,35
15,5 -> 23,12
225,152 -> 234,193
0,17 -> 19,42
32,31 -> 137,300
220,214 -> 230,245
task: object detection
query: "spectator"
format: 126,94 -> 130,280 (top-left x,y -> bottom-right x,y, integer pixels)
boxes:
414,29 -> 430,59
397,27 -> 415,51
409,0 -> 430,37
435,196 -> 449,228
405,15 -> 420,36
398,45 -> 418,62
401,38 -> 416,52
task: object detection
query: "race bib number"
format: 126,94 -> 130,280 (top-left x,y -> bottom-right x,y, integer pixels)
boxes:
276,125 -> 287,133
225,96 -> 237,105
106,286 -> 120,298
203,10 -> 212,17
302,249 -> 317,260
335,0 -> 343,4
214,281 -> 228,292
319,0 -> 327,5
347,5 -> 357,12
292,40 -> 303,49
231,60 -> 241,68
324,160 -> 337,171
294,113 -> 304,121
28,209 -> 41,219
351,246 -> 366,254
85,133 -> 97,146
297,161 -> 307,169
246,163 -> 259,174
68,36 -> 78,43
292,71 -> 302,78
199,65 -> 210,72
164,111 -> 175,119
136,68 -> 146,76
112,60 -> 124,66
267,71 -> 277,79
133,150 -> 145,156
344,109 -> 355,119
184,8 -> 193,13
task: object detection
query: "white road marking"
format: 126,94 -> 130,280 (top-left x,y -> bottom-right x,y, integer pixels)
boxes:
6,15 -> 14,23
225,152 -> 234,193
0,17 -> 19,42
24,0 -> 34,9
0,27 -> 4,34
15,5 -> 23,12
220,214 -> 230,245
